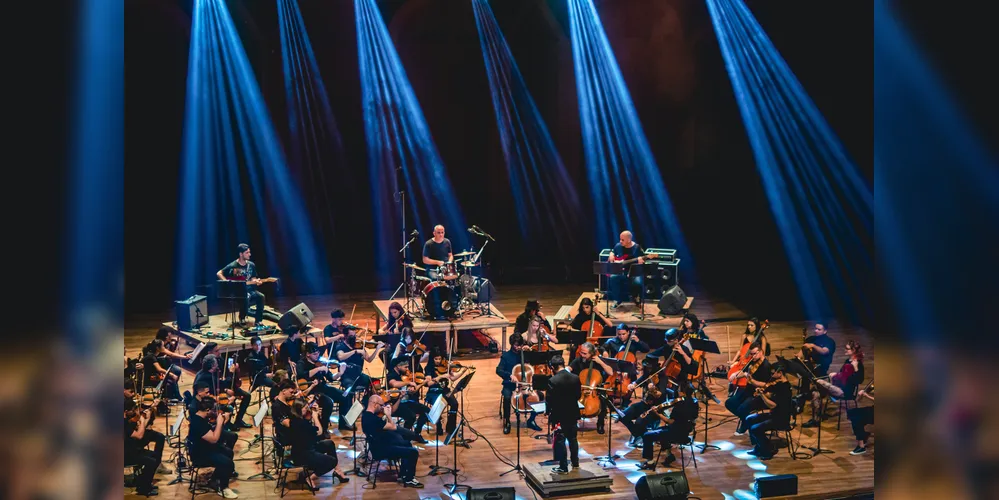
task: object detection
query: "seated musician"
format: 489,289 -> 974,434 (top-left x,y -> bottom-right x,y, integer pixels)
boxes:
796,322 -> 837,378
322,309 -> 350,355
514,299 -> 551,336
380,301 -> 413,334
619,356 -> 671,447
724,342 -> 772,436
602,324 -> 649,399
737,318 -> 770,357
566,341 -> 615,434
287,399 -> 349,490
216,243 -> 266,326
744,367 -> 794,460
141,340 -> 182,402
187,380 -> 240,449
523,314 -> 556,347
188,396 -> 239,498
495,333 -> 541,434
607,230 -> 646,307
271,380 -> 297,445
332,323 -> 385,392
361,393 -> 424,488
424,349 -> 462,436
568,297 -> 611,361
245,336 -> 274,390
296,342 -> 354,433
390,327 -> 429,368
192,354 -> 252,429
848,387 -> 874,455
269,369 -> 290,401
647,329 -> 699,398
385,355 -> 431,442
636,381 -> 699,470
278,325 -> 306,372
125,385 -> 168,496
803,340 -> 864,428
154,326 -> 195,362
422,224 -> 453,281
679,313 -> 709,340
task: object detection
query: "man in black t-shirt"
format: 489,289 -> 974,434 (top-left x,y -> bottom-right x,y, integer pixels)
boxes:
361,394 -> 423,488
637,382 -> 699,470
567,342 -> 615,434
279,326 -> 305,371
245,336 -> 274,390
725,342 -> 773,435
799,322 -> 836,375
385,356 -> 430,442
322,309 -> 352,356
193,354 -> 252,429
187,381 -> 239,449
332,321 -> 384,391
216,243 -> 265,325
188,397 -> 238,498
421,225 -> 453,280
607,231 -> 647,306
296,343 -> 354,432
125,400 -> 164,496
271,380 -> 296,445
745,368 -> 794,460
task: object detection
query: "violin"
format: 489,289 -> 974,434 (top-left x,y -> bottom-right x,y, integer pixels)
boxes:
640,396 -> 687,419
753,379 -> 780,397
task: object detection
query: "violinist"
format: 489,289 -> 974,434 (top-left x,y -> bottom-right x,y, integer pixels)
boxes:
322,309 -> 351,353
496,333 -> 541,434
360,393 -> 424,488
278,325 -> 306,370
567,342 -> 615,434
287,399 -> 349,490
246,336 -> 274,390
744,367 -> 793,460
514,300 -> 551,336
188,396 -> 238,499
547,355 -> 581,474
296,342 -> 354,433
271,380 -> 298,445
154,326 -> 195,362
380,301 -> 413,334
724,342 -> 772,436
619,357 -> 671,448
848,383 -> 874,455
524,315 -> 556,347
193,354 -> 252,429
803,340 -> 862,428
385,355 -> 431,442
390,327 -> 428,369
332,316 -> 384,391
424,349 -> 461,436
140,340 -> 182,402
269,369 -> 290,402
186,381 -> 239,449
636,382 -> 699,470
125,386 -> 166,496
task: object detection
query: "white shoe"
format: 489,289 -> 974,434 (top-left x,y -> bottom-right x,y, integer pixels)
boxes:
219,487 -> 238,499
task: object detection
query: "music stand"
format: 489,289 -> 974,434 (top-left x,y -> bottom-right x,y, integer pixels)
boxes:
246,401 -> 274,480
593,262 -> 624,318
684,338 -> 722,452
341,400 -> 367,477
216,280 -> 247,331
531,374 -> 553,443
557,330 -> 589,362
444,370 -> 475,494
628,264 -> 651,320
426,396 -> 453,476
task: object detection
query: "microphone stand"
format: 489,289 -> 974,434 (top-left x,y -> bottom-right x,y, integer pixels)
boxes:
390,235 -> 418,301
596,393 -> 621,466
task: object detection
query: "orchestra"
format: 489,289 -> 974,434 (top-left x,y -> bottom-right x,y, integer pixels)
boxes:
123,231 -> 873,497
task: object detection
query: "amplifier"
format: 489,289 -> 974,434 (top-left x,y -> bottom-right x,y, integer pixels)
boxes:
175,295 -> 209,331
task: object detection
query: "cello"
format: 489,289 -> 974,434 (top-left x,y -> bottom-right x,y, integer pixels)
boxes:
511,346 -> 540,412
663,332 -> 693,380
608,330 -> 638,398
577,351 -> 605,419
527,316 -> 554,375
575,296 -> 613,357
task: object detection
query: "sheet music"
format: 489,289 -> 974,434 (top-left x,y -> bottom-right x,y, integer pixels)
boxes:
530,402 -> 547,414
253,401 -> 268,428
171,411 -> 184,436
428,396 -> 447,425
343,400 -> 364,427
190,342 -> 207,360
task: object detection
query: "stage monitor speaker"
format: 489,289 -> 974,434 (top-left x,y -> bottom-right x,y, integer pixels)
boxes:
635,471 -> 689,500
657,285 -> 687,315
278,303 -> 314,333
476,279 -> 497,303
754,474 -> 797,498
175,295 -> 209,331
467,487 -> 516,500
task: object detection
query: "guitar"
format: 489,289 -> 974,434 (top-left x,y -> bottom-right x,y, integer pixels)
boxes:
610,253 -> 660,266
246,277 -> 279,286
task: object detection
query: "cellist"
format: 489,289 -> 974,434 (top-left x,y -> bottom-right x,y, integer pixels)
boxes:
601,324 -> 649,405
495,333 -> 542,434
724,341 -> 772,436
569,297 -> 611,361
566,342 -> 615,434
648,329 -> 698,397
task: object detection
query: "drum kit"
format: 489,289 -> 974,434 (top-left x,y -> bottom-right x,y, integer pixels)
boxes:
402,251 -> 494,320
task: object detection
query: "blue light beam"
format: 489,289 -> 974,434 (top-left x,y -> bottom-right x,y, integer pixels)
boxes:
176,0 -> 330,299
567,0 -> 693,266
706,0 -> 873,321
472,0 -> 582,259
356,0 -> 469,289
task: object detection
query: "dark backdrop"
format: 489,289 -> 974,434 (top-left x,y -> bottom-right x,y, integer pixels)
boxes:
126,0 -> 873,320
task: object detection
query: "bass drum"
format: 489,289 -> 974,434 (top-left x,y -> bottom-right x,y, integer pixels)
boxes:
422,281 -> 457,320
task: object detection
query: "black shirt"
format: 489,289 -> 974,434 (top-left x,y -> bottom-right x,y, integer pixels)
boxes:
361,410 -> 406,452
246,349 -> 269,375
221,259 -> 258,291
125,418 -> 141,452
194,370 -> 219,395
570,311 -> 610,331
334,340 -> 364,367
495,349 -> 522,391
805,334 -> 836,374
141,353 -> 161,384
272,399 -> 292,442
612,242 -> 645,263
666,397 -> 699,436
569,356 -> 611,383
422,238 -> 453,263
514,311 -> 552,335
288,417 -> 319,456
188,414 -> 215,459
279,338 -> 303,367
766,381 -> 794,424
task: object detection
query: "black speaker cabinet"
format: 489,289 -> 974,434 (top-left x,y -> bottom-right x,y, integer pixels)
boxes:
467,487 -> 516,500
278,303 -> 314,333
754,474 -> 798,498
175,295 -> 209,331
635,471 -> 689,500
657,285 -> 687,315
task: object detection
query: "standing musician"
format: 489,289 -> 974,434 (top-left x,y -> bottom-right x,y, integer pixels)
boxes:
385,355 -> 431,442
607,230 -> 646,307
287,399 -> 349,490
422,225 -> 454,280
495,333 -> 542,434
744,367 -> 794,460
725,342 -> 772,436
361,394 -> 424,488
636,381 -> 699,470
848,385 -> 874,455
567,342 -> 615,434
803,340 -> 864,428
514,299 -> 551,336
424,349 -> 462,436
193,354 -> 252,429
216,243 -> 266,326
188,396 -> 239,499
296,343 -> 354,433
331,322 -> 385,392
547,355 -> 581,474
278,325 -> 306,371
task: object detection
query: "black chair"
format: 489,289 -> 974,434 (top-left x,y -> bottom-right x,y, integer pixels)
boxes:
271,430 -> 316,497
184,440 -> 216,500
652,429 -> 698,472
362,439 -> 399,488
765,420 -> 798,460
832,385 -> 860,430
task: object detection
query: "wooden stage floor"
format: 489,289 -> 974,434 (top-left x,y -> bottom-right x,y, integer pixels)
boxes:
125,285 -> 874,499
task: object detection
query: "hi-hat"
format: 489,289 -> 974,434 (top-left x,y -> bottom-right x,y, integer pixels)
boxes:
461,261 -> 479,267
453,251 -> 476,257
403,262 -> 425,271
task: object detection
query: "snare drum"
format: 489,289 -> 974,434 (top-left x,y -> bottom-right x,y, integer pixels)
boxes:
437,262 -> 460,281
422,281 -> 457,319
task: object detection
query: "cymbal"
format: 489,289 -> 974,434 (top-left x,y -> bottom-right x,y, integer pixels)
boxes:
453,251 -> 476,257
461,261 -> 479,267
403,263 -> 425,271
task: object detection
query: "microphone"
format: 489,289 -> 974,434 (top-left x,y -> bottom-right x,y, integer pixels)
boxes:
410,230 -> 419,237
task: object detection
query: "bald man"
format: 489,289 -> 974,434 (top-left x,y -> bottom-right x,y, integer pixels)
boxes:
607,230 -> 646,307
422,225 -> 453,280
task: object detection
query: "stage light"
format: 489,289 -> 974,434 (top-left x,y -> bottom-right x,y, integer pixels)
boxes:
706,0 -> 873,321
356,0 -> 468,289
176,0 -> 329,298
567,0 -> 693,267
471,0 -> 581,256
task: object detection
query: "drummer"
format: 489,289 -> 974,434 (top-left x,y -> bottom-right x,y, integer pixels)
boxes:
422,225 -> 454,281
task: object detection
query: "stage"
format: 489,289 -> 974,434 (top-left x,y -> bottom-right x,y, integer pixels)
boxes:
125,285 -> 874,499
372,298 -> 510,353
552,291 -> 696,332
